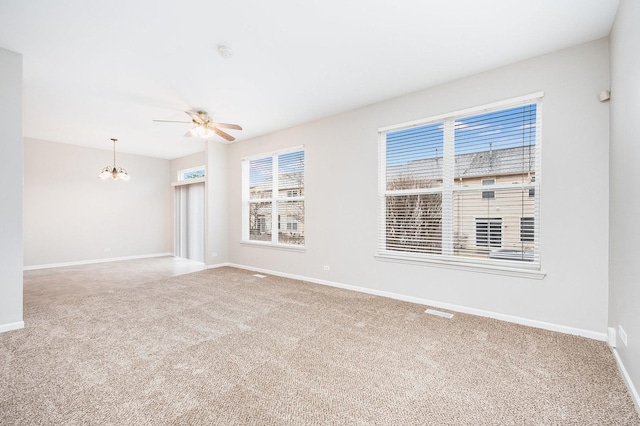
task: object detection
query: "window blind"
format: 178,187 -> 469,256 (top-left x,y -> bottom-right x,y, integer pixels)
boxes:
276,150 -> 305,245
244,148 -> 305,246
379,96 -> 541,269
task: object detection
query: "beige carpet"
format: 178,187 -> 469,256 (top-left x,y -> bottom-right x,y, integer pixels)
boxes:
1,263 -> 638,425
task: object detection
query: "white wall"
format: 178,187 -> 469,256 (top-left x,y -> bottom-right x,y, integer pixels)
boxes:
23,138 -> 172,267
206,141 -> 228,265
227,39 -> 611,337
170,151 -> 206,181
609,0 -> 640,402
0,48 -> 23,332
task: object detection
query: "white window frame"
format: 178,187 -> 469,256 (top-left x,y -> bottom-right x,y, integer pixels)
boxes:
241,146 -> 305,250
377,93 -> 544,278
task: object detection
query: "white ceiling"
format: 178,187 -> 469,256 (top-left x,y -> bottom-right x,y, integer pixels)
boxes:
0,0 -> 619,159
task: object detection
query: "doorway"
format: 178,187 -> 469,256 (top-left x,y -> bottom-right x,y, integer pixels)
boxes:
174,182 -> 205,262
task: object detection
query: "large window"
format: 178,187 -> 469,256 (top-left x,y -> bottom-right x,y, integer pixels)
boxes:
242,147 -> 305,246
378,94 -> 541,270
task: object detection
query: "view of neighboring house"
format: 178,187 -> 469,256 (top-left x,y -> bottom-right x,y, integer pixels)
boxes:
382,102 -> 539,265
453,146 -> 536,261
386,145 -> 536,262
247,150 -> 305,245
249,189 -> 305,245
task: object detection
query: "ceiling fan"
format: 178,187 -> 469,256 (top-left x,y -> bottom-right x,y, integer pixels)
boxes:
153,110 -> 242,142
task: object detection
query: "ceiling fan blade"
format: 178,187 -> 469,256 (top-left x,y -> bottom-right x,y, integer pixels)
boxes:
183,127 -> 197,137
211,122 -> 242,131
185,111 -> 205,125
211,126 -> 235,142
153,119 -> 192,124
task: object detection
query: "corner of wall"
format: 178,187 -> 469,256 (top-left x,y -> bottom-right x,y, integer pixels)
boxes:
205,141 -> 230,264
0,47 -> 24,331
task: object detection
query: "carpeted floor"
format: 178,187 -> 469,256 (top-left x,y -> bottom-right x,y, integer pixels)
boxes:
1,260 -> 639,425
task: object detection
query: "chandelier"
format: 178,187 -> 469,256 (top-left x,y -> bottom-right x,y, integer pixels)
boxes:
98,138 -> 130,181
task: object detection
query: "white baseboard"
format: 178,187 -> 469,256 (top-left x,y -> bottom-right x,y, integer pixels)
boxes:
23,253 -> 174,271
608,327 -> 617,347
0,321 -> 24,333
610,347 -> 640,414
227,262 -> 607,342
206,262 -> 231,269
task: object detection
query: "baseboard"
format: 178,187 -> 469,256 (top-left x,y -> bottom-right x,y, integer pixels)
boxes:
206,262 -> 231,269
227,263 -> 607,342
610,347 -> 640,414
0,321 -> 24,333
23,253 -> 174,271
608,327 -> 617,347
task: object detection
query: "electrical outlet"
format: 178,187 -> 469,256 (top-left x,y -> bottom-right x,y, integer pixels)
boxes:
104,248 -> 111,252
211,253 -> 218,257
618,325 -> 628,347
323,265 -> 330,271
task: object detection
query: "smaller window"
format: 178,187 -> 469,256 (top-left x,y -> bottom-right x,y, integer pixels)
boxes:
482,191 -> 495,199
482,178 -> 495,199
529,176 -> 536,198
521,217 -> 534,242
178,166 -> 206,181
257,216 -> 267,234
243,147 -> 305,247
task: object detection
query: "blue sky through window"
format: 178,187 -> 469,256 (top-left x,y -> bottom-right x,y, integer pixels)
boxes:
250,151 -> 304,186
278,151 -> 304,175
386,104 -> 536,167
386,122 -> 443,167
249,157 -> 272,188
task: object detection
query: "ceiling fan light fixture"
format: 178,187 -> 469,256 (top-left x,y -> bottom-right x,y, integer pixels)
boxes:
190,125 -> 215,138
155,110 -> 241,142
196,126 -> 208,137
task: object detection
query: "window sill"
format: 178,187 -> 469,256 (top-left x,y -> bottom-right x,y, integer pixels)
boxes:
240,241 -> 306,252
375,254 -> 546,280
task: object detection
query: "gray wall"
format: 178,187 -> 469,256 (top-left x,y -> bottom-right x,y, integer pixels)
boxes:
0,48 -> 23,332
227,39 -> 611,337
206,141 -> 228,265
609,0 -> 640,401
23,138 -> 172,266
170,151 -> 206,181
